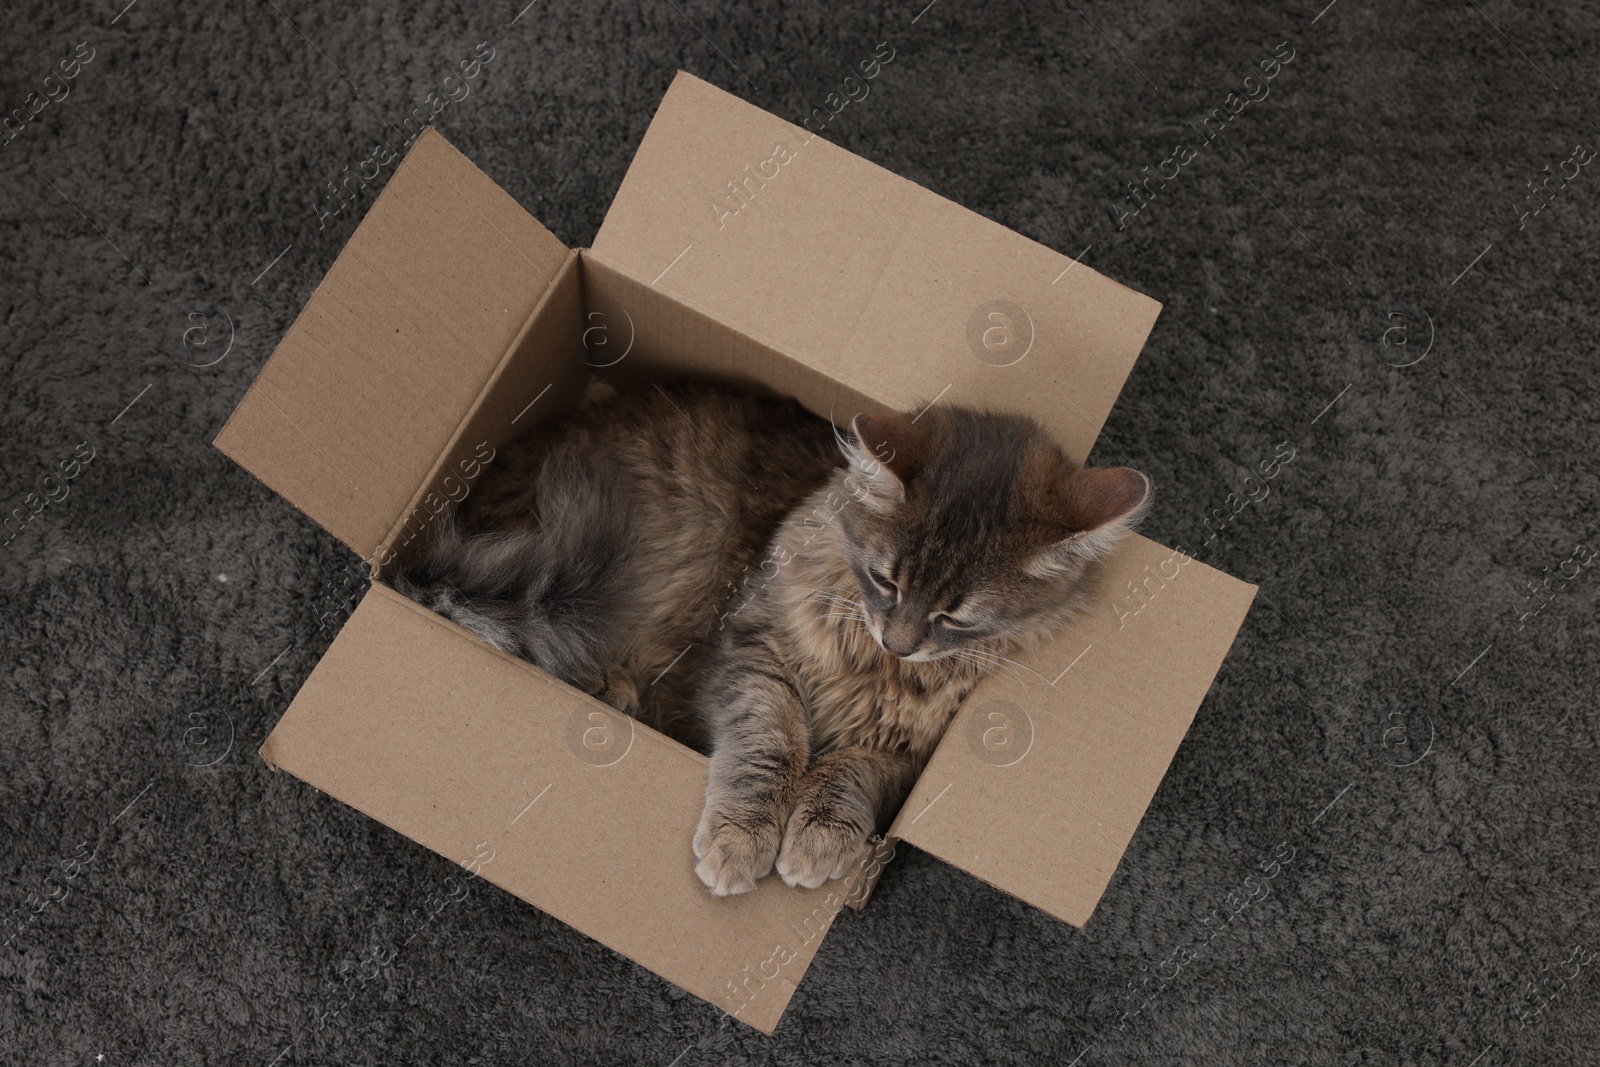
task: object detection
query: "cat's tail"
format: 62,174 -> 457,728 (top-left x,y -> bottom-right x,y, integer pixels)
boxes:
389,447 -> 635,689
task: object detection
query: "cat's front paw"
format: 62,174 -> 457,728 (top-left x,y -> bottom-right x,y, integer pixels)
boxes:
775,810 -> 870,890
693,805 -> 782,897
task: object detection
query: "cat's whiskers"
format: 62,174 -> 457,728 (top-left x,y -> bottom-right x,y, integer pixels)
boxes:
948,648 -> 1001,676
974,647 -> 1053,686
813,591 -> 874,645
816,610 -> 868,623
930,655 -> 966,684
812,590 -> 865,611
947,646 -> 1040,688
811,590 -> 875,639
930,648 -> 986,680
955,646 -> 1029,680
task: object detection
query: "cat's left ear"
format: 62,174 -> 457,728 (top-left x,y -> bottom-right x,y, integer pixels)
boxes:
1027,466 -> 1152,574
842,411 -> 922,511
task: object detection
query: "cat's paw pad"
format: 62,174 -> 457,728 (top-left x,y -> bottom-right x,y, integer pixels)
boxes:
775,814 -> 869,890
693,810 -> 781,897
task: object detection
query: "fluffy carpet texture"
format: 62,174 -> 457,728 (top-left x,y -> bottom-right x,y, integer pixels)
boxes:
2,0 -> 1597,1063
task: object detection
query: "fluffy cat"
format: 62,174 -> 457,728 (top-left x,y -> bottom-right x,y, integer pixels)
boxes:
392,378 -> 1150,895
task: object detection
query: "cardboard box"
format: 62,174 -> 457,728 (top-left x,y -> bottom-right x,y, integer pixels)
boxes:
215,71 -> 1257,1034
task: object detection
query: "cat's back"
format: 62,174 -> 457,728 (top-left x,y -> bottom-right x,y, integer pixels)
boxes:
462,379 -> 839,535
456,379 -> 843,741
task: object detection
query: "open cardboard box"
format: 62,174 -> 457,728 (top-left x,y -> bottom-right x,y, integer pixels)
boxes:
215,72 -> 1257,1033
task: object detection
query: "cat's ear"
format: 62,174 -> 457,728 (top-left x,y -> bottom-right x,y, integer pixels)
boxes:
1025,466 -> 1152,575
842,411 -> 922,511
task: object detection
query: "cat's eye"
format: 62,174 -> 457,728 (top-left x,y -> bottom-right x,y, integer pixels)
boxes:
935,614 -> 976,630
866,567 -> 897,595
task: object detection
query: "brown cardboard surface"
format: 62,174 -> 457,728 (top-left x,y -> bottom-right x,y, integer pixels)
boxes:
580,256 -> 883,424
591,72 -> 1161,464
215,128 -> 569,559
888,535 -> 1258,925
261,583 -> 864,1034
376,250 -> 592,574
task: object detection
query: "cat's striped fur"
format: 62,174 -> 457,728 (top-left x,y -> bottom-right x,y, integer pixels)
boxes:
393,378 -> 1151,895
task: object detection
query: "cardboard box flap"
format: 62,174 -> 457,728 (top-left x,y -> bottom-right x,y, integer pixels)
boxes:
889,535 -> 1257,926
591,72 -> 1160,462
215,129 -> 570,558
261,582 -> 859,1034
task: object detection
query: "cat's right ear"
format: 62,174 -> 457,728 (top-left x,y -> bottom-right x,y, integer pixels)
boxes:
1024,466 -> 1152,575
842,412 -> 921,512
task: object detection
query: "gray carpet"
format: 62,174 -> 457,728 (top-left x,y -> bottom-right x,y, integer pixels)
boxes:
2,0 -> 1597,1063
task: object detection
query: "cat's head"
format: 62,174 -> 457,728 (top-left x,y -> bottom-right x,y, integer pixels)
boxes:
832,405 -> 1150,663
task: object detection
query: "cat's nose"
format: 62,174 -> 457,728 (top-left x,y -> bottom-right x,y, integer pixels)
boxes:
882,623 -> 920,657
